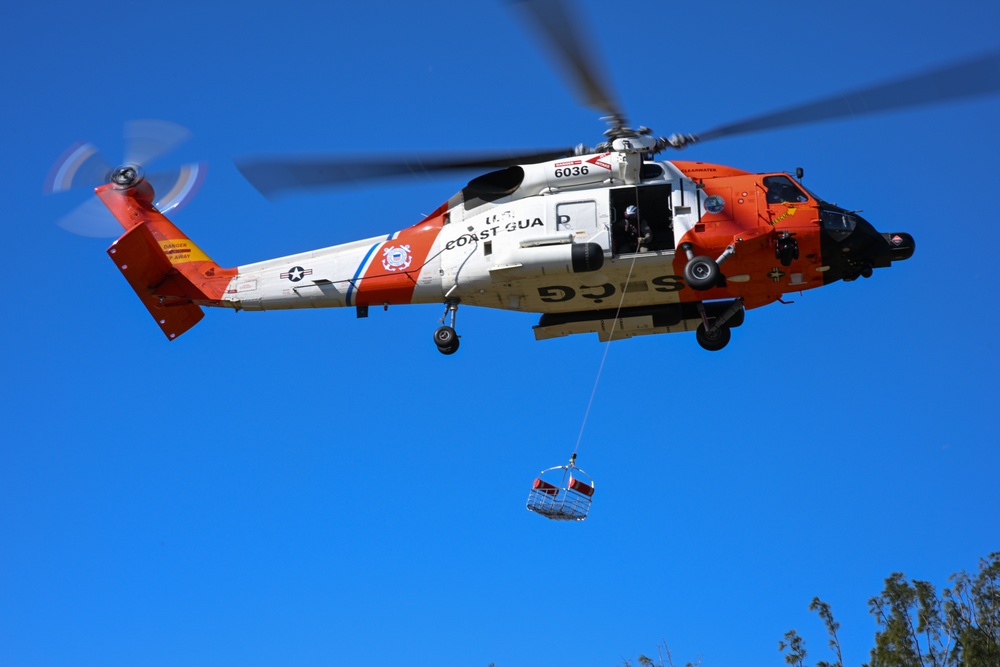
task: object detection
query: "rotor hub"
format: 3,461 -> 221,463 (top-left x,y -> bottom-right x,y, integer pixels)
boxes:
110,164 -> 143,188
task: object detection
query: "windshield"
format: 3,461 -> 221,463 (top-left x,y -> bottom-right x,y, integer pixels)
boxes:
796,181 -> 826,204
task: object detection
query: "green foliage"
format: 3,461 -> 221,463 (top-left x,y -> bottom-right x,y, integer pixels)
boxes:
616,641 -> 701,667
867,573 -> 949,667
604,555 -> 997,667
779,553 -> 999,667
810,597 -> 844,667
944,553 -> 1000,667
779,629 -> 809,667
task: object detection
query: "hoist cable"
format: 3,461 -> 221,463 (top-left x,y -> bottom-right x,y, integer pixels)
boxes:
572,249 -> 641,456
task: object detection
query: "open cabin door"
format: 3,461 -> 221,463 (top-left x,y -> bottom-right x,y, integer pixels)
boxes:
609,184 -> 674,255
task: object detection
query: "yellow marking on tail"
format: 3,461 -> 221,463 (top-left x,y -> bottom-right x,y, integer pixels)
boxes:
159,239 -> 210,264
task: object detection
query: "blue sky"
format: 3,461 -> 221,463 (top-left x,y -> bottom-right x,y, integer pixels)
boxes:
3,1 -> 999,665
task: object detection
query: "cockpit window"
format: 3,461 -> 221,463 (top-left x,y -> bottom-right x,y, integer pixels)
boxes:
821,209 -> 858,241
821,210 -> 857,231
763,175 -> 809,204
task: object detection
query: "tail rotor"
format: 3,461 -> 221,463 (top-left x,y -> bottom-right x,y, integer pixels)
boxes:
45,120 -> 206,237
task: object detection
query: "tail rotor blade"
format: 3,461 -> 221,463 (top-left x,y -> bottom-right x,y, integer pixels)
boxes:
152,163 -> 208,214
44,141 -> 113,194
56,196 -> 123,238
123,119 -> 191,166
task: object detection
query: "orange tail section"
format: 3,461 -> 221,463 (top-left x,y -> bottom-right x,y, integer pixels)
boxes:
97,180 -> 237,340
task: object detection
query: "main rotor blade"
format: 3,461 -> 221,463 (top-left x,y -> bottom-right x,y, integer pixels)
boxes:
235,148 -> 574,198
511,0 -> 624,121
694,50 -> 1000,143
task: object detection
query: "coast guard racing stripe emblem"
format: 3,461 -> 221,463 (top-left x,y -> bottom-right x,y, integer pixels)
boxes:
382,244 -> 412,272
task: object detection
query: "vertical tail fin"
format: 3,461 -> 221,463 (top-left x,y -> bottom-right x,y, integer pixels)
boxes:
97,179 -> 236,340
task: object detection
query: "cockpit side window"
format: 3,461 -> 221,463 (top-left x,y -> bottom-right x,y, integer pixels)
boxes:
821,210 -> 856,231
820,209 -> 858,241
763,175 -> 809,204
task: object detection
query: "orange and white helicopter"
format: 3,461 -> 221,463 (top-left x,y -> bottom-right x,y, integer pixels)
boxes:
51,1 -> 999,354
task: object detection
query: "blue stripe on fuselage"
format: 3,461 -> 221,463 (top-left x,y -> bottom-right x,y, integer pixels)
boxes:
345,237 -> 390,307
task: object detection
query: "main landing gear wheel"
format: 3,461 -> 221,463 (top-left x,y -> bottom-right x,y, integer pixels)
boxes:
433,325 -> 460,355
696,322 -> 731,351
684,256 -> 721,291
434,298 -> 461,355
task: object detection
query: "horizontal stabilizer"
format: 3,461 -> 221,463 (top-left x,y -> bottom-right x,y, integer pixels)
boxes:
107,223 -> 204,340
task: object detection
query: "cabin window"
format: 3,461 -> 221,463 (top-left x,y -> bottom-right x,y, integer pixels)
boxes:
640,163 -> 665,180
556,200 -> 597,230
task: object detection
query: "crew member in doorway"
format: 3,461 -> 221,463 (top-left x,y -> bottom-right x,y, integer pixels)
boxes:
619,205 -> 652,253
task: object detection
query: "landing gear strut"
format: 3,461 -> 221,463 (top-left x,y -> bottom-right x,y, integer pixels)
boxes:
434,298 -> 461,355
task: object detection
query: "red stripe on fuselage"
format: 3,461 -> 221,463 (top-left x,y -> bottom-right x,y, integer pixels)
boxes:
354,202 -> 448,306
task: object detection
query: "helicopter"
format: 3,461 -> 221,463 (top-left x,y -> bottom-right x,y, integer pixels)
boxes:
54,0 -> 999,354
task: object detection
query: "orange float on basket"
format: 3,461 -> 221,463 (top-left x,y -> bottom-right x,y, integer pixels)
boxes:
532,478 -> 559,495
568,477 -> 595,497
526,455 -> 595,521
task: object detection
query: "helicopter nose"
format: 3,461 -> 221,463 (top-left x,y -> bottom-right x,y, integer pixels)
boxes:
883,232 -> 915,261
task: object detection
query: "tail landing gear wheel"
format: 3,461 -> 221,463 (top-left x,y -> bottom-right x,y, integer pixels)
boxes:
434,326 -> 460,355
696,323 -> 731,351
684,256 -> 721,291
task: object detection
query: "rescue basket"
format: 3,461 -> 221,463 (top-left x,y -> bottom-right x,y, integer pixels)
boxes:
526,458 -> 595,521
